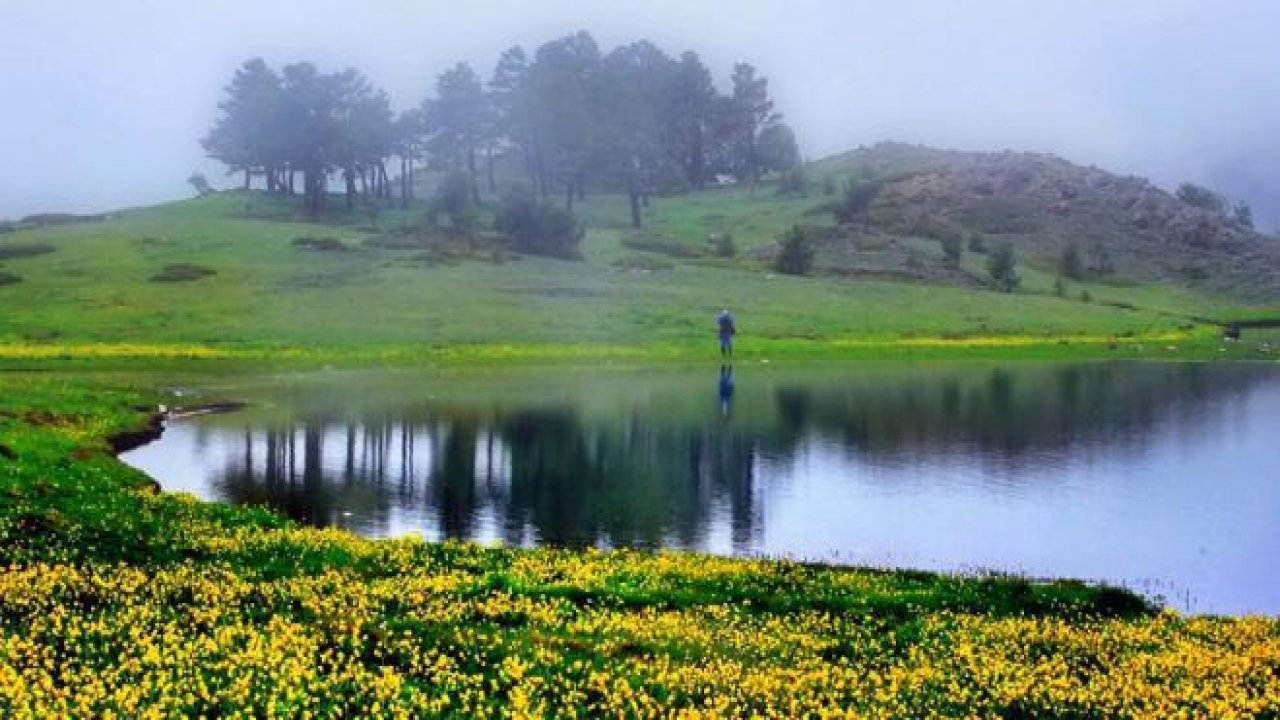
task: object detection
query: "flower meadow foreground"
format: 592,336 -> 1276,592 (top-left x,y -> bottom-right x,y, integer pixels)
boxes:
0,376 -> 1277,718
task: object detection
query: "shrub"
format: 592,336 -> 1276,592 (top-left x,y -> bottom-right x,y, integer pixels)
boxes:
1080,289 -> 1093,303
1233,203 -> 1253,229
1087,243 -> 1114,276
776,168 -> 808,196
774,225 -> 815,276
968,234 -> 987,254
495,188 -> 584,259
941,234 -> 963,265
428,172 -> 478,233
1060,243 -> 1085,280
0,271 -> 20,286
987,242 -> 1019,292
150,263 -> 216,282
821,176 -> 837,196
711,233 -> 736,258
1054,274 -> 1068,297
1175,183 -> 1224,212
905,247 -> 924,270
0,243 -> 55,260
833,180 -> 880,226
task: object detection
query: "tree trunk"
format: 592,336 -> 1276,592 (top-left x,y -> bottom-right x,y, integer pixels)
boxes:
628,187 -> 642,229
468,146 -> 480,203
691,127 -> 705,189
401,156 -> 410,208
565,182 -> 574,212
243,169 -> 251,191
379,162 -> 391,200
486,145 -> 496,192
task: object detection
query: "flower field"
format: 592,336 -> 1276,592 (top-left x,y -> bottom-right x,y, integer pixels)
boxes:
0,375 -> 1277,718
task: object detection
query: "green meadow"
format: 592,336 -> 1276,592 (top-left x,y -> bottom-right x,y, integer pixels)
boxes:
1,183 -> 1275,364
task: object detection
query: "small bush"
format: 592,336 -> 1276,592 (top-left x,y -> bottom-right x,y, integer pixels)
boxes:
968,234 -> 987,254
905,248 -> 924,270
833,180 -> 880,226
1176,183 -> 1224,212
0,271 -> 21,286
150,263 -> 216,283
1060,243 -> 1085,280
0,243 -> 55,260
1080,289 -> 1093,303
495,189 -> 584,259
941,234 -> 963,265
710,233 -> 736,258
774,225 -> 815,276
987,242 -> 1019,293
292,237 -> 348,252
1054,274 -> 1068,297
822,176 -> 837,196
776,168 -> 808,196
612,255 -> 674,273
428,172 -> 478,233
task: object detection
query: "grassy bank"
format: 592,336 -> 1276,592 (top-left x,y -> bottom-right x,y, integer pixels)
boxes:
0,374 -> 1277,717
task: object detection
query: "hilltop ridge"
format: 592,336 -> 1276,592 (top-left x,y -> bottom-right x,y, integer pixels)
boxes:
810,142 -> 1280,302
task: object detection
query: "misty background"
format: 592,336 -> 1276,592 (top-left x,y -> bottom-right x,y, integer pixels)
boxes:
2,0 -> 1277,229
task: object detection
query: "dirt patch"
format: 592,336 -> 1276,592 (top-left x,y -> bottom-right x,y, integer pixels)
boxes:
151,263 -> 216,282
16,410 -> 77,428
70,448 -> 98,460
108,413 -> 164,455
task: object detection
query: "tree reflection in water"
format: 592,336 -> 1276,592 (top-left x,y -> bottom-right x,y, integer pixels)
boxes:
199,361 -> 1274,548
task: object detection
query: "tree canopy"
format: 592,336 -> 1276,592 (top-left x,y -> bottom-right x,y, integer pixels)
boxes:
202,33 -> 799,226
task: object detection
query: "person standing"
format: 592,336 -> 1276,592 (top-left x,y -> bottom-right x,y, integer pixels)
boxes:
716,308 -> 736,359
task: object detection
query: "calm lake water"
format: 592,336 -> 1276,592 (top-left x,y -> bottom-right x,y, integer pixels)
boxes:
121,361 -> 1280,615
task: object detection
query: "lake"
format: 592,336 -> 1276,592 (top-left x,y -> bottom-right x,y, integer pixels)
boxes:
121,361 -> 1280,615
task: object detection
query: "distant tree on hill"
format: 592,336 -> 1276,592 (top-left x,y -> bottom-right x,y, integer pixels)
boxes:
1233,202 -> 1254,229
968,233 -> 987,254
203,37 -> 796,218
1176,183 -> 1225,213
758,122 -> 801,175
187,172 -> 214,196
1060,243 -> 1085,280
597,40 -> 680,228
774,225 -> 815,276
1087,243 -> 1115,276
726,63 -> 779,193
834,180 -> 879,229
666,51 -> 718,189
423,62 -> 489,202
987,242 -> 1019,292
941,233 -> 963,265
429,172 -> 478,233
201,58 -> 282,191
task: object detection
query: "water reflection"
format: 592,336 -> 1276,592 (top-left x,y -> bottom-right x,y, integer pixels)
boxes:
125,361 -> 1280,613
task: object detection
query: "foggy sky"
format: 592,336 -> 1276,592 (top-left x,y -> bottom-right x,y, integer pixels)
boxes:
3,1 -> 1278,228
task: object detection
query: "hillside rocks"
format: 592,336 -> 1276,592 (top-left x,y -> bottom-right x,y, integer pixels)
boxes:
820,142 -> 1279,302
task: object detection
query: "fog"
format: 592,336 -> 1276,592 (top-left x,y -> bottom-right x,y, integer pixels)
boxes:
3,0 -> 1278,228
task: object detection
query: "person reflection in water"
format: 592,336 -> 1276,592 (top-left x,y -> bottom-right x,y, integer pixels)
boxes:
718,364 -> 735,418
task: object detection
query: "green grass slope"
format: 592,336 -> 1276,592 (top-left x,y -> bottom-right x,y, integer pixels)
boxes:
0,181 -> 1274,360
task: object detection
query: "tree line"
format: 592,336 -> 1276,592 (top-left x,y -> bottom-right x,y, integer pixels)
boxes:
201,32 -> 800,225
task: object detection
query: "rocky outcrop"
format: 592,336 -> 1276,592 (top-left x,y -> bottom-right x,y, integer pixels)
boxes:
820,142 -> 1280,302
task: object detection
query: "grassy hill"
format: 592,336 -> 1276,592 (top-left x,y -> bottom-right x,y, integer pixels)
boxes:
1,146 -> 1277,361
